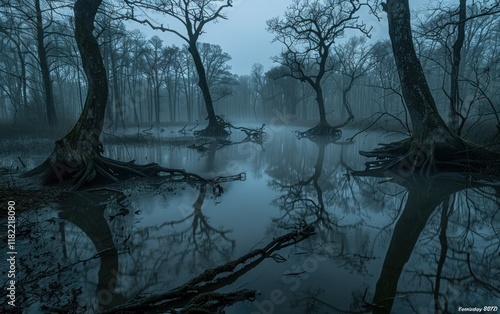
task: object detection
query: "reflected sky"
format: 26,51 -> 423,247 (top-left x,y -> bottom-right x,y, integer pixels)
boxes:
2,126 -> 499,313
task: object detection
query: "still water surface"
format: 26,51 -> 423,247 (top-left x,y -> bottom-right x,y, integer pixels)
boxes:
2,126 -> 499,313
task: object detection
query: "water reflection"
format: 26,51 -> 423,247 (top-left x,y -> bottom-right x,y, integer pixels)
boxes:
359,173 -> 500,313
4,127 -> 499,313
269,139 -> 333,229
8,181 -> 240,312
263,131 -> 499,313
257,135 -> 385,313
156,184 -> 235,274
58,192 -> 125,311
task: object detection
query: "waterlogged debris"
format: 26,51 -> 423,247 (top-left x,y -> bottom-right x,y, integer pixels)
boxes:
104,223 -> 316,313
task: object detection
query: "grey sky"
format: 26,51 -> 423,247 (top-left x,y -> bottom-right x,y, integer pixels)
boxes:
128,1 -> 403,76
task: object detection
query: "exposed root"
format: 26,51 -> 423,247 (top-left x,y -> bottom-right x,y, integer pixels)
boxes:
188,124 -> 266,152
194,116 -> 230,137
296,121 -> 342,142
194,124 -> 230,137
229,123 -> 266,144
194,116 -> 266,141
355,136 -> 500,179
193,124 -> 230,137
25,139 -> 244,190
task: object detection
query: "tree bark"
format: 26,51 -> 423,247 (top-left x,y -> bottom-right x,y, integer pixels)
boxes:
386,0 -> 452,138
26,0 -> 107,185
69,0 -> 108,149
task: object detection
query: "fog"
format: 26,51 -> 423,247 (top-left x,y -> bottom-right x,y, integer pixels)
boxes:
1,0 -> 499,313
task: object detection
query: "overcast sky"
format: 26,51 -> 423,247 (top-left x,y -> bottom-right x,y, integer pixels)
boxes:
128,1 -> 425,76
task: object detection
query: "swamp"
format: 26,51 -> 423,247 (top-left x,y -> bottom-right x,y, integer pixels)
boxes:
1,0 -> 500,313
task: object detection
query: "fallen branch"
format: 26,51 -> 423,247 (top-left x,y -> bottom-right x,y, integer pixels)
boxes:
105,223 -> 316,313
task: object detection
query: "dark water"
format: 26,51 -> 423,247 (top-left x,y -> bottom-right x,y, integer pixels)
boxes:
2,126 -> 499,313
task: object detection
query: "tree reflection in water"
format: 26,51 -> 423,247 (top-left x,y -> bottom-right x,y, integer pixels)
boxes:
269,140 -> 333,228
156,183 -> 235,275
266,135 -> 499,313
5,129 -> 500,313
357,172 -> 500,313
4,191 -> 128,312
267,138 -> 379,273
7,181 -> 238,312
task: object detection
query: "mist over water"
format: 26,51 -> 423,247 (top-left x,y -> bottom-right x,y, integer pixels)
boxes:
2,126 -> 498,313
1,0 -> 500,312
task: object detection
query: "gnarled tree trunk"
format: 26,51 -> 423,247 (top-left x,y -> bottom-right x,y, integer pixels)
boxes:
386,0 -> 451,139
25,0 -> 108,187
188,42 -> 228,137
24,0 -> 259,189
359,0 -> 500,177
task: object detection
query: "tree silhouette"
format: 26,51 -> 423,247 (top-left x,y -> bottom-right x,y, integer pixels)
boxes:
267,0 -> 373,138
360,0 -> 500,178
123,0 -> 234,137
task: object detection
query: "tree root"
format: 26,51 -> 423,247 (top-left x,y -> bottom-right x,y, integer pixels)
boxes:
194,116 -> 230,137
104,223 -> 316,313
194,124 -> 230,137
25,139 -> 245,189
356,136 -> 500,179
188,124 -> 266,152
194,116 -> 266,142
296,121 -> 342,142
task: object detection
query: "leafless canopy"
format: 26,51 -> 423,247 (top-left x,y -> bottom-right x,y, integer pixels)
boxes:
267,0 -> 374,82
122,0 -> 233,43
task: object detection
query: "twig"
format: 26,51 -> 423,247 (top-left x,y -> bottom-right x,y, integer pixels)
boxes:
466,253 -> 500,294
17,156 -> 26,168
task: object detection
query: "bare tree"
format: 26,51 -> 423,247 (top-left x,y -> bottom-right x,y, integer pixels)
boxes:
416,0 -> 500,137
360,0 -> 500,178
332,36 -> 375,124
25,0 -> 238,188
0,19 -> 28,117
25,0 -> 109,186
34,0 -> 58,126
0,0 -> 61,126
250,63 -> 264,120
266,66 -> 302,121
123,0 -> 233,136
99,18 -> 128,128
267,0 -> 373,138
144,35 -> 165,125
163,45 -> 183,123
198,42 -> 237,103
